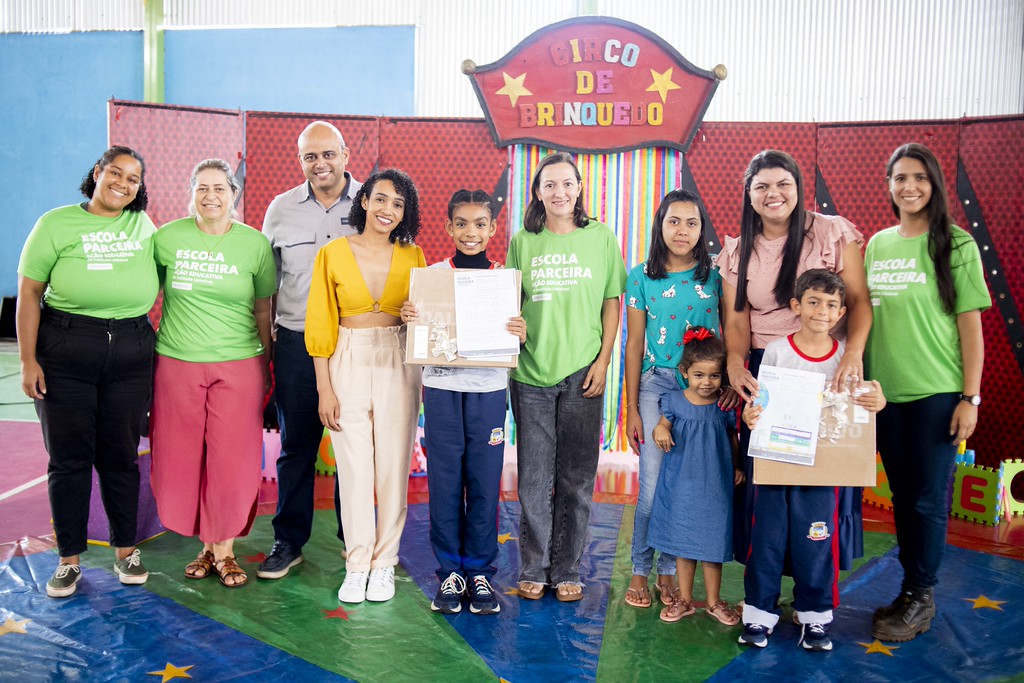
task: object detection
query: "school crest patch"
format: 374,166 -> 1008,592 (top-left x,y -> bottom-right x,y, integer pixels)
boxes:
807,522 -> 830,541
489,428 -> 505,446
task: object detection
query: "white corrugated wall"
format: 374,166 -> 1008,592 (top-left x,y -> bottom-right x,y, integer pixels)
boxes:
3,0 -> 1021,120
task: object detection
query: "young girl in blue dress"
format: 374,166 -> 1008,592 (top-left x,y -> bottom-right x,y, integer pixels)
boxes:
648,330 -> 743,625
623,189 -> 732,609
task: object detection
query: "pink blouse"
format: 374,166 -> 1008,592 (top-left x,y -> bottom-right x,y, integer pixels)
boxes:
716,212 -> 864,349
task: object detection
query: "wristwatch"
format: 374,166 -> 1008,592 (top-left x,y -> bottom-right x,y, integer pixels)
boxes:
960,394 -> 982,406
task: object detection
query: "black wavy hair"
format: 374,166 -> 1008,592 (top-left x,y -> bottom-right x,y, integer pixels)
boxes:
348,168 -> 422,244
794,268 -> 846,306
448,188 -> 495,219
523,152 -> 591,233
733,150 -> 809,311
679,328 -> 726,372
79,145 -> 149,212
885,143 -> 957,314
645,188 -> 712,283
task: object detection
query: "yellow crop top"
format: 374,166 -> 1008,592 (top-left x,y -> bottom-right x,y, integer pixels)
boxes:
305,237 -> 426,357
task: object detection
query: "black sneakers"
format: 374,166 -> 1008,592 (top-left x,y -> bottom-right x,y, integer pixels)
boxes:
257,541 -> 304,580
431,572 -> 467,614
468,575 -> 501,615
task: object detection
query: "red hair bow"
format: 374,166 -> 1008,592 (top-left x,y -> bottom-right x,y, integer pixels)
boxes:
683,327 -> 713,344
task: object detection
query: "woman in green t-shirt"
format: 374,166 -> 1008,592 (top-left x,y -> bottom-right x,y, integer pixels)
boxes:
866,143 -> 990,643
149,159 -> 277,589
506,152 -> 627,602
17,146 -> 158,598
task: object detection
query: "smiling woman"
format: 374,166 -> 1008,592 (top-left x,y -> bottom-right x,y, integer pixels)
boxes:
149,158 -> 277,589
16,145 -> 158,598
304,168 -> 426,605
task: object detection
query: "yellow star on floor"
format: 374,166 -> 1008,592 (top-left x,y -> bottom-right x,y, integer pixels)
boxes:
964,595 -> 1006,610
0,617 -> 30,636
504,587 -> 520,596
497,532 -> 518,545
496,72 -> 533,107
646,67 -> 681,103
147,663 -> 194,682
857,640 -> 899,656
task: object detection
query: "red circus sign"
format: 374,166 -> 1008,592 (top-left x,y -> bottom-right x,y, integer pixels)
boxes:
464,16 -> 725,154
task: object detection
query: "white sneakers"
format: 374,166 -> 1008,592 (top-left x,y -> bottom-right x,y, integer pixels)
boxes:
337,566 -> 396,603
337,571 -> 368,603
366,566 -> 395,602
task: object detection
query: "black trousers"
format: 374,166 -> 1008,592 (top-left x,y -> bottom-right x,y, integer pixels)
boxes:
35,307 -> 154,557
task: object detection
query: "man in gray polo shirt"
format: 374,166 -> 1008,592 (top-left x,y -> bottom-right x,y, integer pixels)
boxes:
258,121 -> 361,579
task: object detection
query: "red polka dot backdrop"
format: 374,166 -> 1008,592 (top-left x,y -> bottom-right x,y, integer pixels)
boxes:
686,122 -> 818,241
378,118 -> 509,265
818,123 -> 966,239
108,100 -> 244,229
958,119 -> 1024,465
108,100 -> 1023,465
243,112 -> 381,230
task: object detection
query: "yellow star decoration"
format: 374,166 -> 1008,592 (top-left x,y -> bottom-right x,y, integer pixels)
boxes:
147,663 -> 194,682
504,587 -> 521,596
0,617 -> 30,636
857,640 -> 899,656
964,595 -> 1006,610
646,67 -> 681,103
497,532 -> 518,545
496,72 -> 533,107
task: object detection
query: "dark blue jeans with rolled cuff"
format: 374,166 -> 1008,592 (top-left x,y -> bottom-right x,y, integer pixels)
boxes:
36,307 -> 154,558
271,326 -> 343,551
511,366 -> 603,586
877,393 -> 959,591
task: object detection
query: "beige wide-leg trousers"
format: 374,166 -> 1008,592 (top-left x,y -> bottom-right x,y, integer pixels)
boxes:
328,325 -> 421,572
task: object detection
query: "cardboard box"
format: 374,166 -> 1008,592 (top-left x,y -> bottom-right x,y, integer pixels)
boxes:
405,267 -> 520,369
753,404 -> 877,487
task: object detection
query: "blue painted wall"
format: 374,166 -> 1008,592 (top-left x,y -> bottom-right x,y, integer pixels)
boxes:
0,26 -> 415,298
0,32 -> 144,298
164,27 -> 415,114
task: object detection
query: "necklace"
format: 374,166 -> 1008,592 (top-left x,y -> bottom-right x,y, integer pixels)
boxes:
195,220 -> 232,252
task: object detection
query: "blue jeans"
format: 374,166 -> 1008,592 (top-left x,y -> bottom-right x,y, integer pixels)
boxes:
877,393 -> 959,590
511,366 -> 603,585
629,367 -> 678,576
271,326 -> 342,550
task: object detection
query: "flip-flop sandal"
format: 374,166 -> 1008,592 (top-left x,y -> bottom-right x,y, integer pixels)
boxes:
213,556 -> 248,588
184,550 -> 215,580
660,597 -> 696,623
517,581 -> 546,600
655,581 -> 680,607
624,585 -> 652,608
555,582 -> 584,602
706,600 -> 741,626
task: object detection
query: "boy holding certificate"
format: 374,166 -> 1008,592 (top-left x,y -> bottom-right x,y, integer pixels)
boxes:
739,269 -> 886,652
400,190 -> 526,615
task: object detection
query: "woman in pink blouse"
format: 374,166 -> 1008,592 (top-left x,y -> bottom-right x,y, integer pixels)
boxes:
716,149 -> 872,564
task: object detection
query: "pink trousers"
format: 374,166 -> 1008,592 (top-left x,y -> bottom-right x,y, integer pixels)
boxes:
150,354 -> 264,543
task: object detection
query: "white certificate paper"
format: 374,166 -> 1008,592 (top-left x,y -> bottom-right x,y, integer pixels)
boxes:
453,269 -> 520,357
748,365 -> 826,466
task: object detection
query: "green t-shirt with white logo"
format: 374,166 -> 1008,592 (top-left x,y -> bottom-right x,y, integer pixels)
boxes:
18,204 -> 158,319
154,218 -> 277,363
506,221 -> 626,387
865,225 -> 991,402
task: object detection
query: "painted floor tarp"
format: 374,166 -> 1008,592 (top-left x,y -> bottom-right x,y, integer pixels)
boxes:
1,503 -> 1021,682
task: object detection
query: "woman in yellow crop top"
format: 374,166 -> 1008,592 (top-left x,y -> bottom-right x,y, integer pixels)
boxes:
306,168 -> 426,604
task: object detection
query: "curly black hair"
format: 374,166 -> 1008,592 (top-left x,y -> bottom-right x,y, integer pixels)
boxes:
347,168 -> 422,244
79,145 -> 149,212
679,328 -> 726,373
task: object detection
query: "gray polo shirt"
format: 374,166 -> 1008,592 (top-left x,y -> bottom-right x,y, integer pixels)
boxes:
262,173 -> 361,332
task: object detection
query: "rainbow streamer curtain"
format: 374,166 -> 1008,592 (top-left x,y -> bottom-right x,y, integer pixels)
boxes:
507,144 -> 686,451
